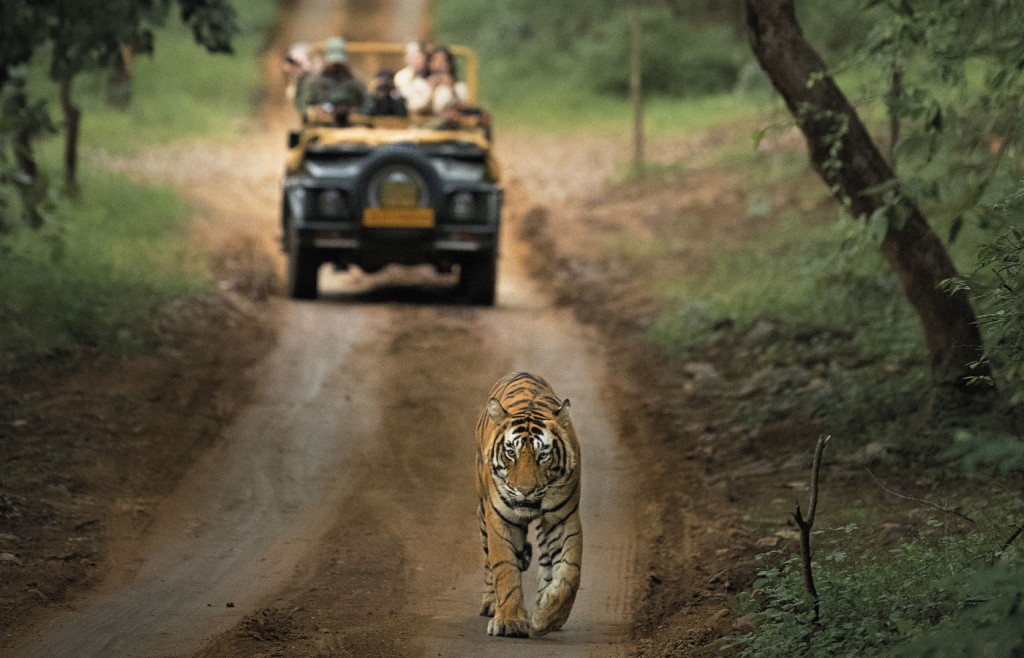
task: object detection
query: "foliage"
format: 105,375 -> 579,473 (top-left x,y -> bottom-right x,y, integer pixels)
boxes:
0,0 -> 239,227
0,162 -> 206,360
435,0 -> 751,106
944,226 -> 1024,401
837,0 -> 1024,395
728,520 -> 1024,657
0,0 -> 270,367
573,9 -> 743,98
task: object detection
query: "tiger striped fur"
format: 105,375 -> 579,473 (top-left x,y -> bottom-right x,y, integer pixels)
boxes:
476,372 -> 582,637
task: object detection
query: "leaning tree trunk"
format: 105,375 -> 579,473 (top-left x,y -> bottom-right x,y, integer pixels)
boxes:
745,0 -> 989,389
59,74 -> 81,194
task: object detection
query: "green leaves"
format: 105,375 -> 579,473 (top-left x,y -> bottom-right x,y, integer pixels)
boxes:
0,0 -> 240,231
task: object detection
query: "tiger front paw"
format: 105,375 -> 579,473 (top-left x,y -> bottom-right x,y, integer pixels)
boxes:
480,597 -> 495,617
531,582 -> 576,636
487,613 -> 529,637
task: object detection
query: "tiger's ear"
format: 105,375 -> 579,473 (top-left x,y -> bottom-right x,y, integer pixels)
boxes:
555,399 -> 571,427
487,397 -> 509,423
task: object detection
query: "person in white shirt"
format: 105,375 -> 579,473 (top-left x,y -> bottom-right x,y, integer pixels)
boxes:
394,41 -> 430,109
406,45 -> 468,116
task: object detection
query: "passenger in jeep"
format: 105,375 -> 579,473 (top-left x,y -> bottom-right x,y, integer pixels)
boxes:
362,69 -> 407,116
303,37 -> 366,126
406,45 -> 468,116
394,41 -> 430,106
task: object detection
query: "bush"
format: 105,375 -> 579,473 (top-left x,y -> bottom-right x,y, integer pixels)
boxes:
575,11 -> 744,98
729,520 -> 1024,657
435,0 -> 747,102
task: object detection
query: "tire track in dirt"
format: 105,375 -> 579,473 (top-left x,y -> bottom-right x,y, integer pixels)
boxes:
9,305 -> 396,657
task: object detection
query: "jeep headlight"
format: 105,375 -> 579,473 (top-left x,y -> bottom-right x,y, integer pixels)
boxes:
450,192 -> 476,221
430,158 -> 486,182
316,189 -> 347,218
368,166 -> 428,208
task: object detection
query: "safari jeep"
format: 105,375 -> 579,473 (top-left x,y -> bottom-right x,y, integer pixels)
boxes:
280,42 -> 502,304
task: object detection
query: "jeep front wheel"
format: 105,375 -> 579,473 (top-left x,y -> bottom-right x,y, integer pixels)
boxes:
287,241 -> 319,300
458,254 -> 497,306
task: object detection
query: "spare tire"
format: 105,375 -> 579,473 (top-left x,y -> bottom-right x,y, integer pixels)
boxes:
353,147 -> 445,212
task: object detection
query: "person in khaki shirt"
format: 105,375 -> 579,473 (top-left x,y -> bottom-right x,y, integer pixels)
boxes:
303,37 -> 366,126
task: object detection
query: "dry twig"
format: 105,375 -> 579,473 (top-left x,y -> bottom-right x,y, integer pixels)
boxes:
793,434 -> 830,622
865,469 -> 977,525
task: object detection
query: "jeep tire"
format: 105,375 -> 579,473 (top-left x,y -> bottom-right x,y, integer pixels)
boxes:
459,253 -> 497,306
287,239 -> 319,300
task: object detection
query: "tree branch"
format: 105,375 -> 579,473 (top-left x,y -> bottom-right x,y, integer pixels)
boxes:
865,469 -> 977,525
792,434 -> 830,622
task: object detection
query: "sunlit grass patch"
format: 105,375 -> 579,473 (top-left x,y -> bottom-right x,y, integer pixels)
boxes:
0,156 -> 207,360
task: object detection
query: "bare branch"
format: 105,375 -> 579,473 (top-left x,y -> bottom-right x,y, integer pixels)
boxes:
1000,526 -> 1024,554
792,434 -> 830,623
865,469 -> 977,525
806,435 -> 830,526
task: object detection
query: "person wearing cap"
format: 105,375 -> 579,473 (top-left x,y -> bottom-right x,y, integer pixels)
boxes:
304,37 -> 366,126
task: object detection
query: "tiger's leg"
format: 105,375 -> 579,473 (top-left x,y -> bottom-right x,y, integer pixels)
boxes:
479,502 -> 495,617
483,508 -> 530,637
531,505 -> 582,636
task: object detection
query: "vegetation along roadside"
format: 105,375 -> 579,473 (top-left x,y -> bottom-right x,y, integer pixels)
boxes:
439,0 -> 1024,654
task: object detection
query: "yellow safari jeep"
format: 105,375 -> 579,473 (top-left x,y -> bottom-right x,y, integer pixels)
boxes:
280,42 -> 502,304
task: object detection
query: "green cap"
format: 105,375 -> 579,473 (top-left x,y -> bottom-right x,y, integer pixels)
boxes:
324,37 -> 346,64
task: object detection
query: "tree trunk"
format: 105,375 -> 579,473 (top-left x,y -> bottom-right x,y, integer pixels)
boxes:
744,0 -> 989,389
629,4 -> 645,170
60,74 -> 81,195
10,77 -> 43,230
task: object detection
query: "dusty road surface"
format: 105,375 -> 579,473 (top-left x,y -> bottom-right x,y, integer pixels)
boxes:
9,2 -> 645,657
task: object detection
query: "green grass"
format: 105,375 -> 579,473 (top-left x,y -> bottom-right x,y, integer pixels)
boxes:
482,72 -> 768,136
729,513 -> 1024,657
0,156 -> 205,358
1,0 -> 273,367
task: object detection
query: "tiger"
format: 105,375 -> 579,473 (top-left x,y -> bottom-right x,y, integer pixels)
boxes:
475,372 -> 582,638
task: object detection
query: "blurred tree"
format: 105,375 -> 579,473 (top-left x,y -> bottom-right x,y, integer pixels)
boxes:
744,0 -> 989,391
0,0 -> 238,212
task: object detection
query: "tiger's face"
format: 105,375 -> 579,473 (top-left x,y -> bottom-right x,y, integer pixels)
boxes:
487,399 -> 574,507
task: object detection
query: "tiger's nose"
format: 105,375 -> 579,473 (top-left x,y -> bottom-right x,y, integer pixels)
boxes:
514,485 -> 542,499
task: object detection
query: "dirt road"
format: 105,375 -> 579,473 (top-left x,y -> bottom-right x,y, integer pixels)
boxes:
8,2 -> 645,657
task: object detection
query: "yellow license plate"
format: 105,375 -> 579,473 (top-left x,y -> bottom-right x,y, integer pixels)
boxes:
363,207 -> 435,228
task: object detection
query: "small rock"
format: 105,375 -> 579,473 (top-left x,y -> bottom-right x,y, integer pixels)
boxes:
742,318 -> 779,347
841,442 -> 897,467
683,362 -> 721,380
779,454 -> 809,471
0,552 -> 22,565
732,459 -> 775,477
226,601 -> 235,608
